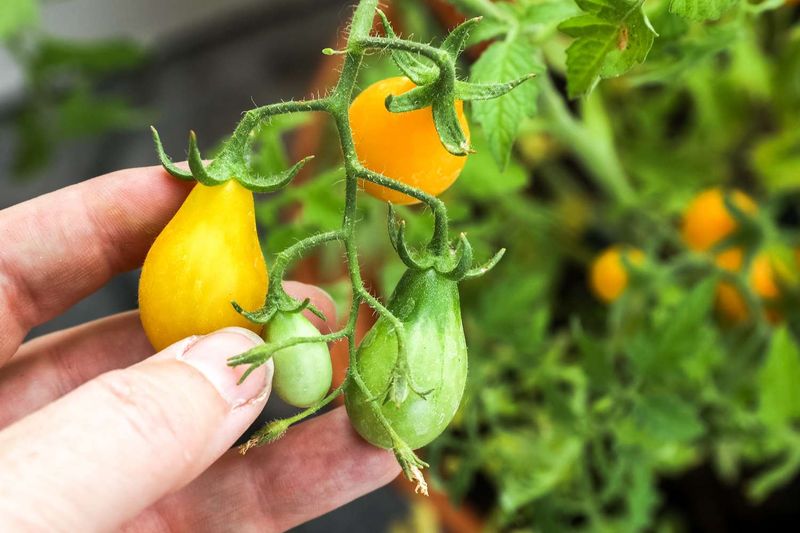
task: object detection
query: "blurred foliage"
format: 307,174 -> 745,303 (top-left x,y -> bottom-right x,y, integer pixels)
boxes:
1,0 -> 148,178
254,0 -> 800,530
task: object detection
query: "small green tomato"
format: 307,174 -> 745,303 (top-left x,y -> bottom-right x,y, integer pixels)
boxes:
266,311 -> 333,408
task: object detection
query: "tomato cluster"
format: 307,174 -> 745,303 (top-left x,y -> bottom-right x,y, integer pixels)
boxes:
587,187 -> 798,325
139,179 -> 334,408
682,187 -> 796,323
139,75 -> 472,447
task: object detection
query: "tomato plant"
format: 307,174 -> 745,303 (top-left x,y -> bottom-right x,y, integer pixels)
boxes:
130,0 -> 800,526
144,0 -> 527,494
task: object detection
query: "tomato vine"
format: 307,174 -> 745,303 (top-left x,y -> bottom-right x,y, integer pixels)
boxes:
151,0 -> 533,494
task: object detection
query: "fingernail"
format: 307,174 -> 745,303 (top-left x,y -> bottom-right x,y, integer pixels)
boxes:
178,327 -> 272,408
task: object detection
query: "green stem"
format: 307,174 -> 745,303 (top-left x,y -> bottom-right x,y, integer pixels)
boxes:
241,379 -> 350,452
270,230 -> 345,281
227,99 -> 329,154
539,77 -> 635,206
357,36 -> 450,70
229,329 -> 349,372
357,167 -> 449,253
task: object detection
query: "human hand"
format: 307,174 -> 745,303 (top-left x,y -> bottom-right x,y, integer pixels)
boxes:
0,166 -> 399,531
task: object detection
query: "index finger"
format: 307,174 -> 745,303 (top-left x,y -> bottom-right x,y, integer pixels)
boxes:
0,165 -> 192,363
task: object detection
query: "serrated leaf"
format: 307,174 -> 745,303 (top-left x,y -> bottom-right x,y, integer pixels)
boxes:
518,0 -> 582,26
470,38 -> 543,168
560,0 -> 656,98
457,127 -> 528,198
758,327 -> 800,427
0,0 -> 38,39
669,0 -> 738,21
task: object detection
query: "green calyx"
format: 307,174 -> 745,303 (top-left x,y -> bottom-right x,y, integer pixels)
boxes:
375,9 -> 535,157
151,119 -> 313,192
233,289 -> 326,327
387,203 -> 505,281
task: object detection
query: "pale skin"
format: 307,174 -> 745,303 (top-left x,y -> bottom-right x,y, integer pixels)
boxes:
0,165 -> 400,532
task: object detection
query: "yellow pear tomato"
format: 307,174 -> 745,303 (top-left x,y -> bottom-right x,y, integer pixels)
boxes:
139,180 -> 268,351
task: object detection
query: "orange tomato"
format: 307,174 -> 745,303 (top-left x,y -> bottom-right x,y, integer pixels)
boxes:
681,188 -> 757,251
589,246 -> 645,303
349,76 -> 469,205
714,251 -> 786,323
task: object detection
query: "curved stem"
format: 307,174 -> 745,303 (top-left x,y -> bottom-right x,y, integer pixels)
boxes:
356,36 -> 450,71
539,77 -> 635,206
226,98 -> 329,154
240,378 -> 350,452
270,230 -> 345,281
229,329 -> 349,370
222,0 -> 435,492
357,166 -> 449,253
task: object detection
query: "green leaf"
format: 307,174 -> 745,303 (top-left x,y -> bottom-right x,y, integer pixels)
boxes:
633,394 -> 705,444
758,327 -> 800,427
559,0 -> 656,98
518,0 -> 581,27
752,128 -> 800,193
57,91 -> 149,137
447,0 -> 509,19
31,38 -> 146,80
457,127 -> 529,199
485,428 -> 583,513
669,0 -> 738,21
470,37 -> 544,168
0,0 -> 38,39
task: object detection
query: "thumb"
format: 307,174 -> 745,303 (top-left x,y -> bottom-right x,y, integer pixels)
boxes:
0,327 -> 272,532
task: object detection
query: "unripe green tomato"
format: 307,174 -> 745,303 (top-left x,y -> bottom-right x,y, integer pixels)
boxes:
266,311 -> 332,408
345,268 -> 468,450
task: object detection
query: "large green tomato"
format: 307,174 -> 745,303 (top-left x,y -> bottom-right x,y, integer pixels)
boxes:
345,268 -> 468,450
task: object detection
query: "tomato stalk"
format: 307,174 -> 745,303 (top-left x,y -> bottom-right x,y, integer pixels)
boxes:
539,77 -> 636,206
151,0 -> 531,494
